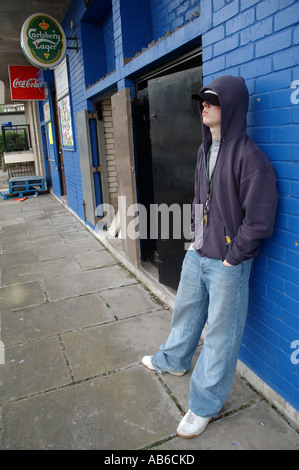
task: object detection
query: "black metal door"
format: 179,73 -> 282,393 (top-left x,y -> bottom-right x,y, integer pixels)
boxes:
148,67 -> 202,289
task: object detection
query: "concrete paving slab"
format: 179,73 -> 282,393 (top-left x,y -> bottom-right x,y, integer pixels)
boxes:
22,214 -> 55,225
156,402 -> 299,450
0,199 -> 13,207
33,195 -> 63,207
15,218 -> 54,229
0,248 -> 38,268
61,309 -> 171,381
1,293 -> 113,345
0,219 -> 28,230
0,204 -> 23,214
20,210 -> 48,219
2,234 -> 65,253
50,214 -> 80,225
1,336 -> 71,402
0,281 -> 45,310
0,229 -> 30,243
1,367 -> 181,450
0,217 -> 26,227
1,257 -> 82,286
21,199 -> 56,210
1,211 -> 40,221
100,284 -> 161,319
42,264 -> 137,301
27,222 -> 85,239
60,230 -> 95,243
75,249 -> 116,270
45,207 -> 72,216
35,238 -> 102,261
19,203 -> 48,212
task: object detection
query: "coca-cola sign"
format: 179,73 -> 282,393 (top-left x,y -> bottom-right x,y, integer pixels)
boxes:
8,65 -> 45,101
13,78 -> 38,88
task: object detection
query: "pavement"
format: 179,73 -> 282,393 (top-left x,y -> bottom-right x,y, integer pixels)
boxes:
0,170 -> 298,451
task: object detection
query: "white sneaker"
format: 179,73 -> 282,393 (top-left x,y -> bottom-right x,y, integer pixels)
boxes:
177,409 -> 211,439
141,356 -> 186,376
141,355 -> 156,371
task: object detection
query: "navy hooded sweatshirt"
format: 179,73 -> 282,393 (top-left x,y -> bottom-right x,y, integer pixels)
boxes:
192,75 -> 278,265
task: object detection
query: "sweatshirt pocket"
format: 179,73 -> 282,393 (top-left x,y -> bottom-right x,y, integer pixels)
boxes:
201,220 -> 228,260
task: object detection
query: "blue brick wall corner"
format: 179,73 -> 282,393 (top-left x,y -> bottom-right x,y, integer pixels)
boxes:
202,0 -> 299,413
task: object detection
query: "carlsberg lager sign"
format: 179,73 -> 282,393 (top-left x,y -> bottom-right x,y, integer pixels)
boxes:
21,13 -> 66,69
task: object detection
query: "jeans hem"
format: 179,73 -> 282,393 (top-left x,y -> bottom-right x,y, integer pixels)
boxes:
151,357 -> 188,376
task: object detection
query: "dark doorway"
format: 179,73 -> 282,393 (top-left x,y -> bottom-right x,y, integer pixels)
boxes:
134,63 -> 202,290
42,125 -> 52,189
134,87 -> 156,263
52,91 -> 67,196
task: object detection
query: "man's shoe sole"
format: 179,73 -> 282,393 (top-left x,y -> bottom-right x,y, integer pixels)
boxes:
177,427 -> 207,439
141,356 -> 187,376
177,432 -> 199,439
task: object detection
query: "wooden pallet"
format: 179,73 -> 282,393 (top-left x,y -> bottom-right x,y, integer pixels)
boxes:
0,176 -> 46,200
0,189 -> 41,200
8,176 -> 46,193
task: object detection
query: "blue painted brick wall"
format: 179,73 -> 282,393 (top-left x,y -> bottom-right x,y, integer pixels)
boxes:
59,10 -> 86,221
61,1 -> 116,223
151,0 -> 200,41
203,0 -> 299,411
102,9 -> 116,74
117,0 -> 201,61
81,21 -> 107,88
120,0 -> 153,59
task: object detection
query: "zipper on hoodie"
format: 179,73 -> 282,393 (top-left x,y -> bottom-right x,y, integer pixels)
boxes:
203,140 -> 222,226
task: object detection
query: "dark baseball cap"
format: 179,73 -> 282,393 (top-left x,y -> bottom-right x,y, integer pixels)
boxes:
192,89 -> 220,106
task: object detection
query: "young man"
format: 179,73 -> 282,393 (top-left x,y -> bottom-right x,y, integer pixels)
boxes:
142,75 -> 278,439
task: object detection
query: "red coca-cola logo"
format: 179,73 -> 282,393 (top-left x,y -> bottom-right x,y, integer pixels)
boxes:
12,78 -> 39,89
9,65 -> 45,101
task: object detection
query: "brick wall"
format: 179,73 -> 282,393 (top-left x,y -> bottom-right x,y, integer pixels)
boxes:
102,9 -> 116,74
119,0 -> 153,60
81,22 -> 107,88
115,0 -> 201,63
102,99 -> 118,213
25,101 -> 45,177
202,0 -> 299,411
59,16 -> 85,221
150,0 -> 200,41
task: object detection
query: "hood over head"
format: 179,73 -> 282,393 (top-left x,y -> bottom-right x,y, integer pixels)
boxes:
193,75 -> 249,143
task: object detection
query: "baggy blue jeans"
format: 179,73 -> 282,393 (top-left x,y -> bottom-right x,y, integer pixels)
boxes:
152,250 -> 253,418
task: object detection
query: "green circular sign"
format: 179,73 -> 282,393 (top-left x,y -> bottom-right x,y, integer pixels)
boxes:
21,13 -> 66,69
